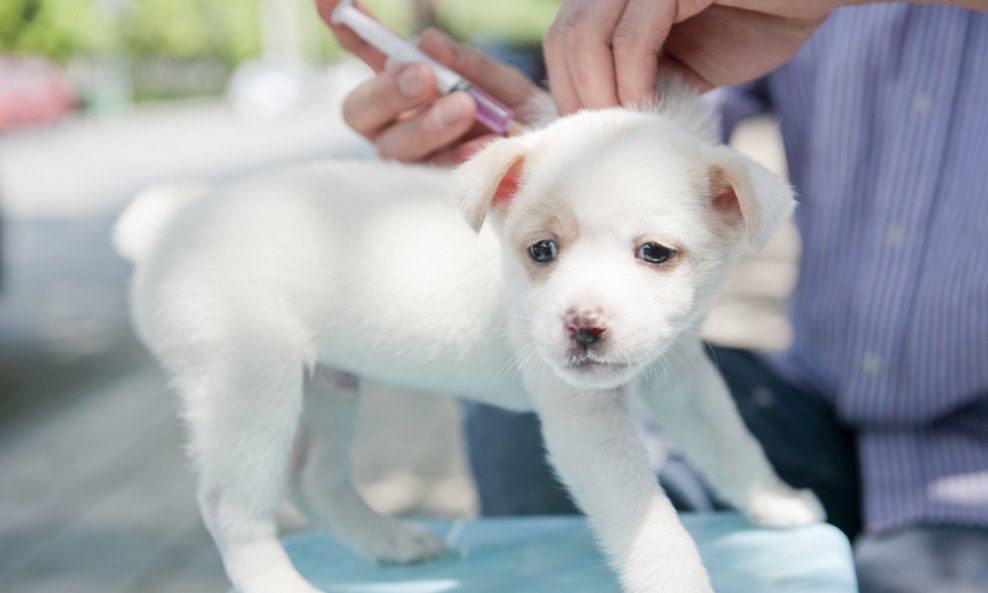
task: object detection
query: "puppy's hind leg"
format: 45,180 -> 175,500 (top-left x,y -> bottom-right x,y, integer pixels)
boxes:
292,366 -> 445,564
180,336 -> 320,593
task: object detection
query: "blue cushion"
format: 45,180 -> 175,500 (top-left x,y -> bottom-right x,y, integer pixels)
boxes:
255,513 -> 856,592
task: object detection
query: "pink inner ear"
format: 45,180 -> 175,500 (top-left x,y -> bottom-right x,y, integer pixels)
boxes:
492,157 -> 524,207
712,185 -> 742,220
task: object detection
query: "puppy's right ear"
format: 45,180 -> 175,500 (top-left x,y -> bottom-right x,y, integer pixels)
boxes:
452,136 -> 530,233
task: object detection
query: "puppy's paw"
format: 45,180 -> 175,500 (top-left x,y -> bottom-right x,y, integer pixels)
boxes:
345,519 -> 446,564
744,487 -> 826,528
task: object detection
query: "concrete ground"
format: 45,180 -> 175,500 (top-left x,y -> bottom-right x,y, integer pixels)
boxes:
0,65 -> 798,593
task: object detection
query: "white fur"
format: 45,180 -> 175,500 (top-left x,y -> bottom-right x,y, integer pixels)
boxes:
116,82 -> 822,593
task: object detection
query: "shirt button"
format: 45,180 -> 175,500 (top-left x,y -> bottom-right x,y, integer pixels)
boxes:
751,386 -> 776,408
912,92 -> 932,114
860,353 -> 885,376
885,225 -> 907,249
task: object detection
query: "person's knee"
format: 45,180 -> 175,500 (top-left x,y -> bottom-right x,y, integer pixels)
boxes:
855,526 -> 988,593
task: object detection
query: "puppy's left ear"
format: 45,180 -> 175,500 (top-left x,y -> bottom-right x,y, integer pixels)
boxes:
452,136 -> 531,233
706,146 -> 796,252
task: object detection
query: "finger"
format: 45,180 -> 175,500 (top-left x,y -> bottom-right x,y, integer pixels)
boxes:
342,62 -> 439,138
315,0 -> 388,71
612,0 -> 679,106
557,0 -> 627,110
417,28 -> 538,109
543,18 -> 581,115
375,92 -> 477,162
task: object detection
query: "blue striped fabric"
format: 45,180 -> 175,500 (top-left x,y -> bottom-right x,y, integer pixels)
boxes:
716,4 -> 988,532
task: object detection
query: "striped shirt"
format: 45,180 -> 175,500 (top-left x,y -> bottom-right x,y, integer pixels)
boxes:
717,4 -> 988,532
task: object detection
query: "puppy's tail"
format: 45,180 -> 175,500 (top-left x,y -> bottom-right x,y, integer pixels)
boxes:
113,183 -> 209,264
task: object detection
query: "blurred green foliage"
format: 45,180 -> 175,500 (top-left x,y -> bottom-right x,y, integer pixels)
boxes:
437,0 -> 559,45
0,0 -> 262,66
0,0 -> 558,65
122,0 -> 261,65
0,0 -> 120,61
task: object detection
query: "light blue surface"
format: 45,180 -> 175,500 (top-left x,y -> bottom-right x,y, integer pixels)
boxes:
259,513 -> 857,593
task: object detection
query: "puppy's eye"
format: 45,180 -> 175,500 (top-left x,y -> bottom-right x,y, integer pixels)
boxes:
637,242 -> 675,264
528,239 -> 558,263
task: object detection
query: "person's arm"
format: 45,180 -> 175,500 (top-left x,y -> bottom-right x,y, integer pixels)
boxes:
542,0 -> 988,115
906,0 -> 988,9
542,0 -> 842,115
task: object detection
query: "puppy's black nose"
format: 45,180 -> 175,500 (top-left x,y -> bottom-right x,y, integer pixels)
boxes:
574,327 -> 604,346
566,309 -> 607,348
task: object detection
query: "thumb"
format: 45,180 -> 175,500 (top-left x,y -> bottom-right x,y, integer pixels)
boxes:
416,28 -> 537,109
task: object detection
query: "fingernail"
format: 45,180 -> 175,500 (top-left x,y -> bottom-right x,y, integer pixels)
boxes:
434,95 -> 467,127
397,65 -> 426,97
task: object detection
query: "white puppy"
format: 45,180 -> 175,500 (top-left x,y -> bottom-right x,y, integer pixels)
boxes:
115,81 -> 823,593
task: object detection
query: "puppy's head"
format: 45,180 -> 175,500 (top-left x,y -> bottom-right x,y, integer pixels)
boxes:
453,107 -> 793,389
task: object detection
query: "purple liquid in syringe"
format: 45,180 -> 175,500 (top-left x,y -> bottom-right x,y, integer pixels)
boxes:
464,85 -> 516,135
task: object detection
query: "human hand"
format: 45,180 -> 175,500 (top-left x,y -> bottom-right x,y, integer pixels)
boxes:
543,0 -> 844,114
316,0 -> 541,165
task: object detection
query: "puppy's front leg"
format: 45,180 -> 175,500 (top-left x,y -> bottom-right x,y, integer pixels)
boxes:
638,341 -> 824,527
525,366 -> 713,593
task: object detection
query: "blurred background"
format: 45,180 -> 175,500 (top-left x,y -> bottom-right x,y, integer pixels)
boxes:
0,1 -> 796,592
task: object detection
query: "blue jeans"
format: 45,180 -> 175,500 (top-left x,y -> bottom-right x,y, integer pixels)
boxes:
463,346 -> 988,592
